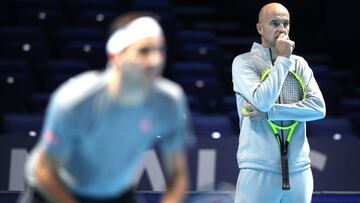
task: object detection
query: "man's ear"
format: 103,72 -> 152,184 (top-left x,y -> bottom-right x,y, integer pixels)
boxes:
109,51 -> 124,63
256,22 -> 262,36
108,53 -> 116,62
107,53 -> 124,71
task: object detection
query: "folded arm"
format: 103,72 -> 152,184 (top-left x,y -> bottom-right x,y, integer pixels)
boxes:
267,61 -> 326,122
232,55 -> 293,112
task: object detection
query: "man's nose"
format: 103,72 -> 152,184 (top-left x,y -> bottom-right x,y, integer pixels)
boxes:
278,23 -> 285,31
277,23 -> 286,32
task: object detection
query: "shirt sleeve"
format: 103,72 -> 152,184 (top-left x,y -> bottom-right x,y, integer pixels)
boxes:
158,91 -> 195,154
39,95 -> 78,159
267,58 -> 326,121
232,55 -> 293,112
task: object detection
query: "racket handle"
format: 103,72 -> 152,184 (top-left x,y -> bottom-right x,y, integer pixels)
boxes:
281,144 -> 290,190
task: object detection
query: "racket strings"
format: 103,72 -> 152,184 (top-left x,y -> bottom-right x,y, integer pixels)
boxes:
282,74 -> 303,103
274,73 -> 303,126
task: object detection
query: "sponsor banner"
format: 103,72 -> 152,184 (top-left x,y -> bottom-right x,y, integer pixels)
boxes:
0,136 -> 359,191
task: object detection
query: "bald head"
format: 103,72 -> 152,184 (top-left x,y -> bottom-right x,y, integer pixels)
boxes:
256,2 -> 291,49
258,3 -> 289,23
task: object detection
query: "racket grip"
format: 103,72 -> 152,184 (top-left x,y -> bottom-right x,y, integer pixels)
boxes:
281,151 -> 290,190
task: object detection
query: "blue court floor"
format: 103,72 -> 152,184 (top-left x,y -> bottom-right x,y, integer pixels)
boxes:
1,191 -> 360,203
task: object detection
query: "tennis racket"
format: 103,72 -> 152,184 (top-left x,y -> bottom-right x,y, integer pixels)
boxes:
243,61 -> 306,190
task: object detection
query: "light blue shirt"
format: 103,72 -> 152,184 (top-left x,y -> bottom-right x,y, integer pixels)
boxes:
27,70 -> 193,198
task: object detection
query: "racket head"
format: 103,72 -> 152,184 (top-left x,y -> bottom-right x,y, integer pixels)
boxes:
260,68 -> 306,104
281,70 -> 306,104
261,68 -> 306,129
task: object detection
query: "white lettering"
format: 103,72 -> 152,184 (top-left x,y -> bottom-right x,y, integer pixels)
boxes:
196,149 -> 216,190
9,149 -> 28,191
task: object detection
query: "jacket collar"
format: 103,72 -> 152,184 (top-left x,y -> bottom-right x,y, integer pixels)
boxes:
250,42 -> 295,71
250,42 -> 273,64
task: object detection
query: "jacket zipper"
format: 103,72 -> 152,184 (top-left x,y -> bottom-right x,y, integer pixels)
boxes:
269,48 -> 285,142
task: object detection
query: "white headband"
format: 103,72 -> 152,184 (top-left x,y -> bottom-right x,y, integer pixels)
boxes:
106,16 -> 163,54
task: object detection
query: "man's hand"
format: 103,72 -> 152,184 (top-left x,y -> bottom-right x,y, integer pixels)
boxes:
276,33 -> 295,58
161,193 -> 183,203
242,102 -> 267,120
